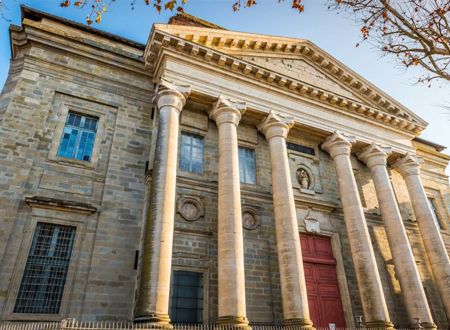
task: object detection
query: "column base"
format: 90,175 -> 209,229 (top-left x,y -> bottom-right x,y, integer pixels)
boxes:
134,313 -> 172,329
282,318 -> 314,329
217,316 -> 250,329
365,320 -> 395,330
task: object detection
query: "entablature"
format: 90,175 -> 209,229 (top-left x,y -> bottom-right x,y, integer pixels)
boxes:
147,25 -> 427,131
153,49 -> 417,155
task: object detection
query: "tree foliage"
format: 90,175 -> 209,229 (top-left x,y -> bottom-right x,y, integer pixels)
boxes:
331,0 -> 450,83
58,0 -> 450,83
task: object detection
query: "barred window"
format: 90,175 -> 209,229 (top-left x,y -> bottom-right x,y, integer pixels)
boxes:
428,197 -> 442,229
14,223 -> 76,314
179,133 -> 204,174
57,112 -> 98,162
170,271 -> 203,324
239,147 -> 256,185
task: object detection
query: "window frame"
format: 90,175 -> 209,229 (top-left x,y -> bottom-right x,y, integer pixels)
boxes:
3,213 -> 85,321
427,196 -> 443,230
13,223 -> 77,315
48,104 -> 105,170
57,112 -> 99,163
169,267 -> 209,324
178,131 -> 205,175
238,146 -> 257,185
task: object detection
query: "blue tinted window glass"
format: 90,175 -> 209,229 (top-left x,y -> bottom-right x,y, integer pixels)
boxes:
239,147 -> 256,185
179,133 -> 204,174
57,112 -> 98,162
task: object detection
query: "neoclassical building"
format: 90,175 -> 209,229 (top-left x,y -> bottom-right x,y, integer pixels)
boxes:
0,6 -> 449,330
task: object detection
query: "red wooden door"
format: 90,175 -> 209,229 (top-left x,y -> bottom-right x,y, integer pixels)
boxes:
301,234 -> 346,328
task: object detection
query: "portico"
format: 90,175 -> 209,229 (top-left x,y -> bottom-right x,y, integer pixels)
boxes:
130,15 -> 450,329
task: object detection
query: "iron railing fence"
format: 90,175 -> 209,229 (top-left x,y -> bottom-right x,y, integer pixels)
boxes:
0,320 -> 431,330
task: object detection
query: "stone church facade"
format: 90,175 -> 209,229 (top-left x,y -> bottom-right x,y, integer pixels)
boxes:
0,6 -> 449,329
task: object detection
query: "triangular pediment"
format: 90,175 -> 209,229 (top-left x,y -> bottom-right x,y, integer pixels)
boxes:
147,23 -> 428,133
239,55 -> 360,101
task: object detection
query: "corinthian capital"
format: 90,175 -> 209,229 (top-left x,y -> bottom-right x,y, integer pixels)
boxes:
357,143 -> 392,169
209,95 -> 246,126
321,131 -> 357,159
153,78 -> 191,113
257,111 -> 294,140
391,153 -> 422,178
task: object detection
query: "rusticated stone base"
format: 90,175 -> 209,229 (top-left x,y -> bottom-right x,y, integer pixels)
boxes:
364,320 -> 395,330
282,318 -> 314,329
134,313 -> 172,328
216,316 -> 250,329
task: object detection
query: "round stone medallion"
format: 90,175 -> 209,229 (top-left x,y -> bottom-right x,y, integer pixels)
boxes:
180,201 -> 199,221
242,211 -> 258,230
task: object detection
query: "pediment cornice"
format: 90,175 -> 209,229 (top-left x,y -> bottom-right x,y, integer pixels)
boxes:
145,26 -> 426,135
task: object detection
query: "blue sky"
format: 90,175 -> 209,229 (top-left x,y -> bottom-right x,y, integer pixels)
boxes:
1,0 -> 449,161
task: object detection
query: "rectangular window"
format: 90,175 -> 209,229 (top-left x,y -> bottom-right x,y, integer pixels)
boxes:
179,133 -> 204,174
286,142 -> 315,156
170,271 -> 203,324
57,112 -> 98,162
14,223 -> 76,314
239,147 -> 256,185
428,197 -> 442,229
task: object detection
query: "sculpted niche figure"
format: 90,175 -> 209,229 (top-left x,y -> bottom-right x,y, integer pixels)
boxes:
297,168 -> 310,189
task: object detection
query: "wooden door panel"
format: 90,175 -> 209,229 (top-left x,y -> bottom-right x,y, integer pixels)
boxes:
300,234 -> 346,328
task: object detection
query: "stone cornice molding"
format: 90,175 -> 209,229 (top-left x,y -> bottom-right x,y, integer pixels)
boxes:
146,27 -> 427,135
209,95 -> 246,126
357,143 -> 392,169
321,131 -> 356,159
153,78 -> 191,113
25,196 -> 97,215
257,111 -> 294,140
392,153 -> 422,178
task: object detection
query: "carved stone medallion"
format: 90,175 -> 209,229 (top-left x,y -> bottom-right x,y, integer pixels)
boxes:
242,211 -> 258,230
177,196 -> 204,221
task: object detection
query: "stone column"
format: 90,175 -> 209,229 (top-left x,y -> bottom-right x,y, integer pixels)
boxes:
258,111 -> 313,328
135,80 -> 191,324
209,95 -> 249,327
321,131 -> 393,329
392,153 -> 450,319
358,144 -> 436,329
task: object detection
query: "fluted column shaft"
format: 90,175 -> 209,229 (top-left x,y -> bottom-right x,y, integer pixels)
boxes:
393,154 -> 450,319
358,144 -> 435,329
135,80 -> 190,324
258,112 -> 313,328
322,132 -> 393,329
209,96 -> 248,326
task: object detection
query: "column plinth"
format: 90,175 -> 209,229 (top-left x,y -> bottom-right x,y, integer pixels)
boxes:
258,111 -> 313,329
358,144 -> 436,329
392,153 -> 450,320
322,132 -> 393,329
135,79 -> 191,325
209,95 -> 249,328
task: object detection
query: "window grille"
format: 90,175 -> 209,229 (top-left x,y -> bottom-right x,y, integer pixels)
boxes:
14,223 -> 76,314
427,197 -> 442,229
239,147 -> 256,185
170,271 -> 203,324
179,133 -> 204,174
286,142 -> 315,156
57,112 -> 98,162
